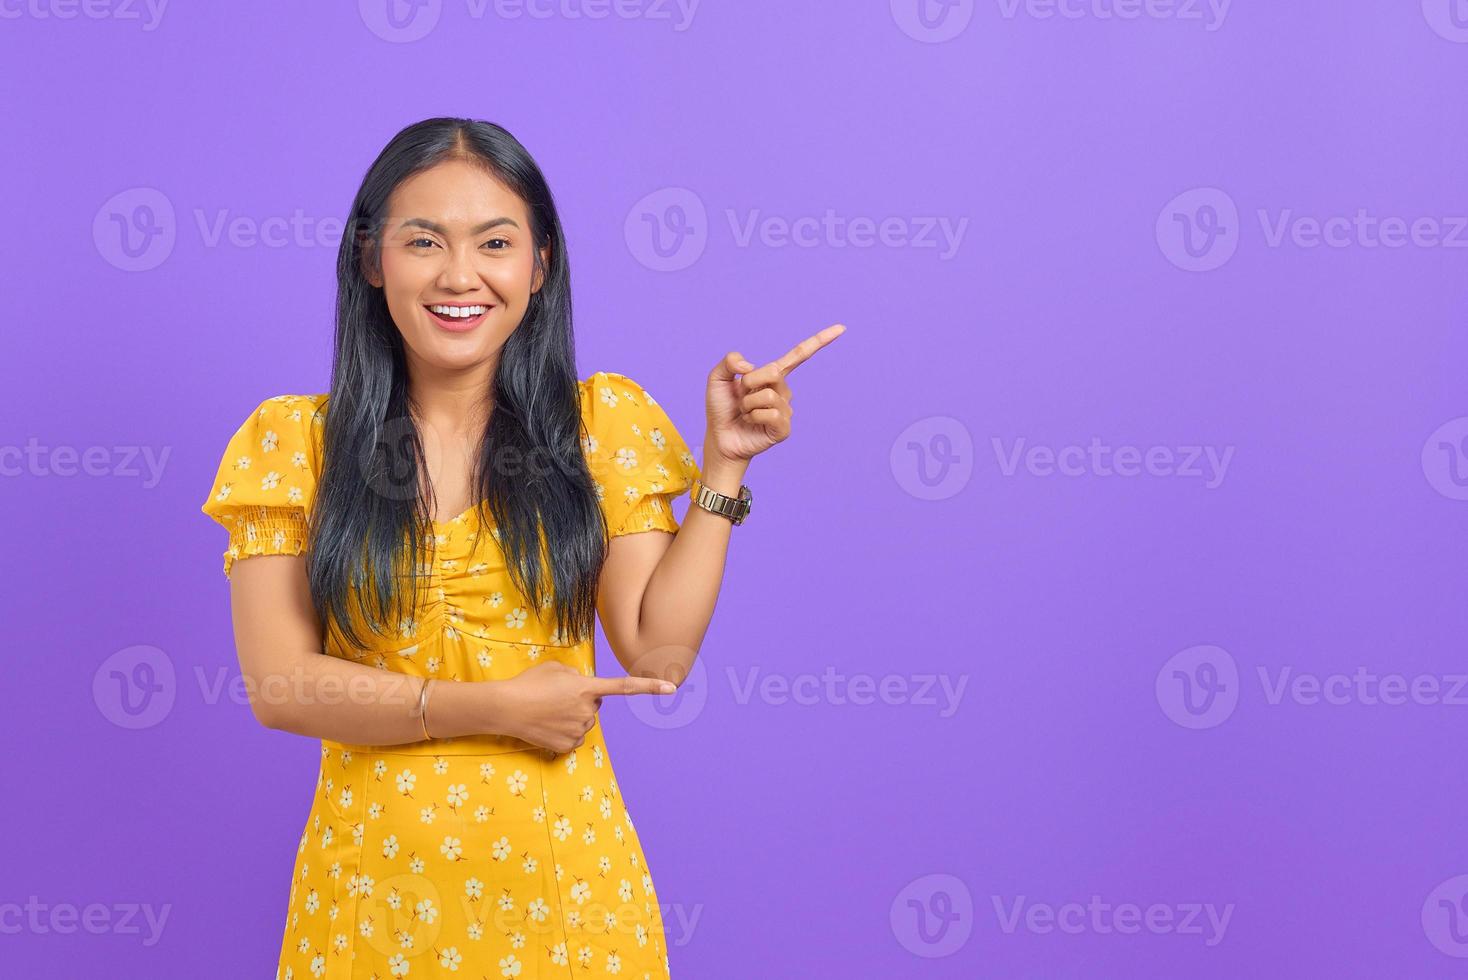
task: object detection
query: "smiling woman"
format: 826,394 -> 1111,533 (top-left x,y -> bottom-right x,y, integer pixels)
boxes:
202,118 -> 696,980
202,114 -> 838,979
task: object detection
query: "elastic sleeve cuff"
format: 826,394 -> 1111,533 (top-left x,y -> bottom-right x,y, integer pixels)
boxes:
609,492 -> 682,537
220,504 -> 310,578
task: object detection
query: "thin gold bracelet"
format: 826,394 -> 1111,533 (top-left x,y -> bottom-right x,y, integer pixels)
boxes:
415,677 -> 434,741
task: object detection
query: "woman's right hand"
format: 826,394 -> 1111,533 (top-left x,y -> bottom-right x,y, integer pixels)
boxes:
489,661 -> 675,754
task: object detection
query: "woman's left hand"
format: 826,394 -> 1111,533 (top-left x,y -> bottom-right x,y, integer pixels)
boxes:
704,323 -> 846,466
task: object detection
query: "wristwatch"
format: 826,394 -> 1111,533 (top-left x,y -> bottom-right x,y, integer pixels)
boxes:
691,479 -> 753,525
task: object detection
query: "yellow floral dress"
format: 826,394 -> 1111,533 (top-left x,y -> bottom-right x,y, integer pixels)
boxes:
201,372 -> 701,979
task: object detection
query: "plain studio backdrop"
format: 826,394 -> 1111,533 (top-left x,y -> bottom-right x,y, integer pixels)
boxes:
4,1 -> 1468,977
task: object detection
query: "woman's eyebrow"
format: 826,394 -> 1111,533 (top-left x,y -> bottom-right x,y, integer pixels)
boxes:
399,216 -> 520,234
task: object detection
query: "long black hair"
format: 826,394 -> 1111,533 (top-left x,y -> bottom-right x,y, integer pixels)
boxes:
306,117 -> 606,650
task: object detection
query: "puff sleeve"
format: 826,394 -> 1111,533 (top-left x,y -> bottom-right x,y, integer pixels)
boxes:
200,394 -> 326,578
580,371 -> 702,537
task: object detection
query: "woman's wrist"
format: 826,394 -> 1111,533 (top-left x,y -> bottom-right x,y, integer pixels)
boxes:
418,678 -> 519,740
698,447 -> 749,497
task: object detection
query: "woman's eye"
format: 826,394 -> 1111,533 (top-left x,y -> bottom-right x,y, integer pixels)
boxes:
483,238 -> 509,250
408,237 -> 437,248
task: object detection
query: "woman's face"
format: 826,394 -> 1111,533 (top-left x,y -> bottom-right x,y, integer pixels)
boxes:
366,158 -> 547,373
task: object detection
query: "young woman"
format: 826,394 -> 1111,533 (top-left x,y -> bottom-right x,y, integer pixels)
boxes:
201,117 -> 843,978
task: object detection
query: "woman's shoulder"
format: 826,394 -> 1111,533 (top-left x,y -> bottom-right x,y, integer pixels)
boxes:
577,370 -> 665,413
202,393 -> 328,517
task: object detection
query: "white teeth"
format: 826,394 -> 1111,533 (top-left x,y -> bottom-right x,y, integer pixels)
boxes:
429,305 -> 488,318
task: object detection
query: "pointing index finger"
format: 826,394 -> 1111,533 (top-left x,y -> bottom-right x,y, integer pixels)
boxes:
774,323 -> 845,376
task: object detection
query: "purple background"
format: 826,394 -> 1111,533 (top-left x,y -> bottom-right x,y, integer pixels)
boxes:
5,1 -> 1468,976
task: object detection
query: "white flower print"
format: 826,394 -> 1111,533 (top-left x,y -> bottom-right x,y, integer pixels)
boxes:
218,382 -> 685,979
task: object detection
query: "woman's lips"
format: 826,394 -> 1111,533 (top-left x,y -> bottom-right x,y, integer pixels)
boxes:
426,306 -> 493,332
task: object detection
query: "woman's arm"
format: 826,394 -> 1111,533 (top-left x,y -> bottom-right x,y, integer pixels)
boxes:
228,552 -> 675,750
227,552 -> 502,744
597,326 -> 845,684
596,453 -> 748,685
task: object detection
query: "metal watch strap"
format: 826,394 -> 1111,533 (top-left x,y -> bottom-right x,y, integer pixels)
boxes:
692,480 -> 752,525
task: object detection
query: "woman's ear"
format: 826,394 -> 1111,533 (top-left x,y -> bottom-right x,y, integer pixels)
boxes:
358,230 -> 382,288
531,245 -> 551,294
